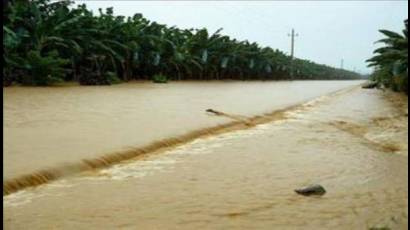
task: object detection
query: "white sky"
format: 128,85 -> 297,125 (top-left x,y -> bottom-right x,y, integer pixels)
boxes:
74,1 -> 408,74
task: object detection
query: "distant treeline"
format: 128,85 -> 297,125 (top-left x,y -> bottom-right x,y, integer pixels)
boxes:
367,19 -> 408,94
3,0 -> 362,86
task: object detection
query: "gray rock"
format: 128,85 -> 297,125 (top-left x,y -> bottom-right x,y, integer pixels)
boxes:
295,184 -> 326,196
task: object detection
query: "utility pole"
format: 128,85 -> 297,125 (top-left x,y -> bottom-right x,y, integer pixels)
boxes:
340,59 -> 344,69
288,29 -> 298,78
288,29 -> 299,60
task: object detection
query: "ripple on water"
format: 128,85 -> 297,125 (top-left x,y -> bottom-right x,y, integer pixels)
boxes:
91,122 -> 278,181
3,119 -> 278,208
3,179 -> 73,207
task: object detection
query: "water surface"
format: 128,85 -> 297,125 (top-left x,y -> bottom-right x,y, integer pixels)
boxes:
4,80 -> 361,179
4,81 -> 408,229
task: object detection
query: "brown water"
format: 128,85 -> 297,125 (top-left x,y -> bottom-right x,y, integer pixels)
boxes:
4,80 -> 360,180
3,81 -> 408,229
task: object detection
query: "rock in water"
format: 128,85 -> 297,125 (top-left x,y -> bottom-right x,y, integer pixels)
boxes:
295,184 -> 326,196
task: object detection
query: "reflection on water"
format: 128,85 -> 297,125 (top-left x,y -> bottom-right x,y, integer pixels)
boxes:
4,81 -> 408,229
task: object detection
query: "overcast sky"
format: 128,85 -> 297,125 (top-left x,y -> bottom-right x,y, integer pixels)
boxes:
74,1 -> 408,74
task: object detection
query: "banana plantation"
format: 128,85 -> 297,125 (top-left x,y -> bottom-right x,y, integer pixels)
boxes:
367,19 -> 408,93
3,0 -> 361,86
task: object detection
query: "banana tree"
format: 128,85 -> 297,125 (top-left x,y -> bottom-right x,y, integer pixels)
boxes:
3,0 -> 362,86
367,19 -> 408,92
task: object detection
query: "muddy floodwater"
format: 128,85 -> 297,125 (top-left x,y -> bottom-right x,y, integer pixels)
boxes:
3,80 -> 408,229
4,80 -> 361,179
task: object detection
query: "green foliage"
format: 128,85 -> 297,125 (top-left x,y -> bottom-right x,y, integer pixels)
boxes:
152,74 -> 168,83
3,0 -> 362,86
21,50 -> 69,86
78,71 -> 121,86
367,19 -> 408,93
106,71 -> 121,84
370,67 -> 391,87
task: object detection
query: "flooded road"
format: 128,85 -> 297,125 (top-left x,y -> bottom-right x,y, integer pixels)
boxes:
4,81 -> 408,229
4,80 -> 360,179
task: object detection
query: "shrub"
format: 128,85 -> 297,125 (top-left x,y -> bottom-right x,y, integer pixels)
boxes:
152,74 -> 168,83
79,71 -> 121,85
20,50 -> 69,86
105,71 -> 121,84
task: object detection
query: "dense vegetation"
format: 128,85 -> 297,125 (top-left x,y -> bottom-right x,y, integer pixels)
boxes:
367,19 -> 408,93
3,0 -> 361,86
